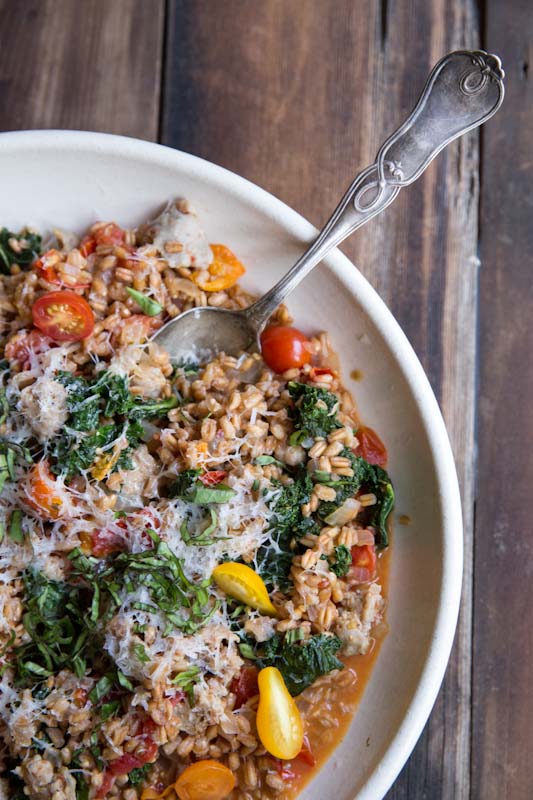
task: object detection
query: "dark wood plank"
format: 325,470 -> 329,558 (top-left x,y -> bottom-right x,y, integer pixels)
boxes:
474,3 -> 533,798
162,2 -> 479,797
0,0 -> 164,138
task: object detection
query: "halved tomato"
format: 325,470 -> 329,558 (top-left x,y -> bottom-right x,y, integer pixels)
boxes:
25,461 -> 64,520
230,666 -> 259,709
92,222 -> 126,247
199,470 -> 227,486
32,291 -> 95,342
349,544 -> 377,583
33,248 -> 89,289
355,426 -> 388,467
4,330 -> 53,370
193,244 -> 245,292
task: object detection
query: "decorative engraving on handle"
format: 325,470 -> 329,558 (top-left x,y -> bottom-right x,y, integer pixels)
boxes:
460,51 -> 505,95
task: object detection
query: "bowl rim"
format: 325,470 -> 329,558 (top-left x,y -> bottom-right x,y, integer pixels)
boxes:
0,129 -> 463,800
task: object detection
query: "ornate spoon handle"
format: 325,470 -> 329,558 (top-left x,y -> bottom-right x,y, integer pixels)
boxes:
246,50 -> 504,330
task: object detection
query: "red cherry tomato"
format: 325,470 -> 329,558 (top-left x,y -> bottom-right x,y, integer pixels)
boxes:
260,326 -> 312,373
33,248 -> 89,289
355,426 -> 388,467
349,544 -> 377,584
32,291 -> 95,342
230,666 -> 259,709
199,470 -> 228,486
4,330 -> 53,370
96,772 -> 115,798
79,235 -> 97,257
93,222 -> 125,247
297,735 -> 316,767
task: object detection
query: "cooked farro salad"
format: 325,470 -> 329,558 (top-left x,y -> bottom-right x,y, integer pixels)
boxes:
0,200 -> 393,800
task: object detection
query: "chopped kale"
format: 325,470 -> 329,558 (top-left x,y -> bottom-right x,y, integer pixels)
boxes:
317,449 -> 394,548
322,544 -> 352,577
0,227 -> 41,274
257,467 -> 320,590
259,633 -> 344,696
50,370 -> 179,479
287,381 -> 341,440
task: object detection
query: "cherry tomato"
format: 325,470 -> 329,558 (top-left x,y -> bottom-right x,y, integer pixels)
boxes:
32,290 -> 95,342
33,248 -> 90,289
193,244 -> 245,292
96,772 -> 115,798
212,562 -> 277,616
230,666 -> 259,709
174,760 -> 236,800
349,544 -> 377,584
260,326 -> 312,373
355,426 -> 388,467
4,330 -> 52,370
116,314 -> 161,346
199,470 -> 228,486
79,235 -> 97,257
90,529 -> 126,557
256,667 -> 304,760
92,222 -> 126,247
309,367 -> 334,380
297,735 -> 316,767
25,461 -> 64,520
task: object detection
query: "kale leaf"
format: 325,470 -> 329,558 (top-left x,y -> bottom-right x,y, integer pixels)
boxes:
287,381 -> 341,441
259,633 -> 344,696
0,228 -> 41,274
322,544 -> 352,577
257,467 -> 320,590
317,449 -> 394,548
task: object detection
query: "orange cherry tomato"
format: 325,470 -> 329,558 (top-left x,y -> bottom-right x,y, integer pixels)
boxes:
260,326 -> 312,373
355,426 -> 388,467
26,461 -> 64,520
174,760 -> 236,800
193,244 -> 246,292
32,290 -> 95,342
349,544 -> 377,583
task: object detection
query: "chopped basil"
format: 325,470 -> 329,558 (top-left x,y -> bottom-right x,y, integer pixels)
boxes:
88,674 -> 114,704
125,287 -> 163,316
254,455 -> 285,468
8,510 -> 24,543
170,470 -> 236,505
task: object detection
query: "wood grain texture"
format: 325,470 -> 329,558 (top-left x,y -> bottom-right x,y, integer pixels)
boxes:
162,2 -> 479,797
474,3 -> 533,798
0,0 -> 164,138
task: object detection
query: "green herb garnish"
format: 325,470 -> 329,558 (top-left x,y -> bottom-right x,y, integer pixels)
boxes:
170,470 -> 236,505
126,287 -> 163,316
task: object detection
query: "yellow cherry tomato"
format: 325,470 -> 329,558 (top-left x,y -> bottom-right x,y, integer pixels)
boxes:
256,666 -> 304,760
175,760 -> 236,800
211,562 -> 277,616
193,244 -> 245,292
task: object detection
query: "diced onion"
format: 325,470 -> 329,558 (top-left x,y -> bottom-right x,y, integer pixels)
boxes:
324,497 -> 361,526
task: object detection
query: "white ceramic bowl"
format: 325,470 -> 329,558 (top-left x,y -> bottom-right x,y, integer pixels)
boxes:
0,130 -> 462,800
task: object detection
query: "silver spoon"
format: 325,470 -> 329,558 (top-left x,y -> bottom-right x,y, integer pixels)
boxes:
153,50 -> 504,363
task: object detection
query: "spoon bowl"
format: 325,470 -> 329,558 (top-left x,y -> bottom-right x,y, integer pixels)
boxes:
153,305 -> 258,363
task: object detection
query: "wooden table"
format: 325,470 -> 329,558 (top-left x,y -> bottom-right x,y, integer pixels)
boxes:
1,1 -> 531,797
